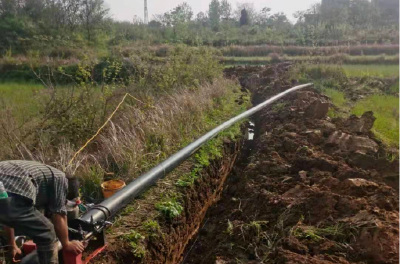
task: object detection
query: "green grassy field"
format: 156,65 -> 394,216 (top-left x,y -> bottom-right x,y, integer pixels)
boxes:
323,88 -> 346,107
222,55 -> 399,66
390,80 -> 399,93
352,95 -> 399,147
0,83 -> 44,122
341,64 -> 399,78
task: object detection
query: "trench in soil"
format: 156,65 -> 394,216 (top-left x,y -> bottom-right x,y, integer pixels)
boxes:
177,65 -> 399,264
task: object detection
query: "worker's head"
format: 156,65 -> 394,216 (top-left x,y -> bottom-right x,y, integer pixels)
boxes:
67,177 -> 80,200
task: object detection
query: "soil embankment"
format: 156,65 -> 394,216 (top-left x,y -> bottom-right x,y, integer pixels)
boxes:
182,64 -> 399,264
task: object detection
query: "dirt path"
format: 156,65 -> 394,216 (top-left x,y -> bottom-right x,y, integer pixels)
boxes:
182,64 -> 399,264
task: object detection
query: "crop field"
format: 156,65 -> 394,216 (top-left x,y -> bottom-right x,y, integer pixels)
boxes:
222,55 -> 399,66
341,64 -> 399,78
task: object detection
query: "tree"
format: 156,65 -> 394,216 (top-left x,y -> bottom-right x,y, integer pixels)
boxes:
234,2 -> 256,22
195,11 -> 208,26
60,0 -> 83,32
162,2 -> 193,40
268,12 -> 291,31
148,19 -> 162,28
0,0 -> 18,16
240,8 -> 249,26
220,0 -> 231,20
349,0 -> 374,27
132,15 -> 143,25
253,7 -> 271,25
80,0 -> 109,42
208,0 -> 220,31
164,2 -> 193,26
22,0 -> 46,21
320,0 -> 350,29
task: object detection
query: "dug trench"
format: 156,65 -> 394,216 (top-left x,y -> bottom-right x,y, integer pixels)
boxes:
181,64 -> 399,264
95,64 -> 398,264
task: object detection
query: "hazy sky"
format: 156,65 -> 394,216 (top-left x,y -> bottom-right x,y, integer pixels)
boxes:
104,0 -> 320,23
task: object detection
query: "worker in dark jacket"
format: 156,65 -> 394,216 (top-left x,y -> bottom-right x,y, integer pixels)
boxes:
0,160 -> 85,264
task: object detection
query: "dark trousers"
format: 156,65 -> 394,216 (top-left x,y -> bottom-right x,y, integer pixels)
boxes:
0,196 -> 58,264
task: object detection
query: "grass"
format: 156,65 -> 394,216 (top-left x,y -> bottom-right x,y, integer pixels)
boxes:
390,80 -> 399,94
322,88 -> 348,118
222,55 -> 399,66
323,88 -> 346,107
352,95 -> 399,147
0,82 -> 44,122
293,224 -> 349,243
220,45 -> 399,57
341,64 -> 399,78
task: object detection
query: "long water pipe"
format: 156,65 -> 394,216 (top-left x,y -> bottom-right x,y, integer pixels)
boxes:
78,83 -> 313,226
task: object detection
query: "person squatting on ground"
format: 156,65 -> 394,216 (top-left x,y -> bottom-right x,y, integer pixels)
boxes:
0,160 -> 85,264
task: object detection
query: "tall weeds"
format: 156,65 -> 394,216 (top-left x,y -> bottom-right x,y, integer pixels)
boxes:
85,78 -> 243,183
0,46 -> 246,200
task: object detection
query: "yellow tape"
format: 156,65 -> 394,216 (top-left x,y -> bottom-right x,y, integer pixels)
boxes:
68,93 -> 144,166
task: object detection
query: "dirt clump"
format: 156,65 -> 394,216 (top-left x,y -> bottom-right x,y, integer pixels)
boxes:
184,65 -> 399,264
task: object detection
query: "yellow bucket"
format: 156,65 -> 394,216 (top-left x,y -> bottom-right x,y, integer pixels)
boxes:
101,180 -> 126,198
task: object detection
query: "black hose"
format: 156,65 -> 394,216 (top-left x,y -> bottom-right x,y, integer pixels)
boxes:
78,83 -> 313,226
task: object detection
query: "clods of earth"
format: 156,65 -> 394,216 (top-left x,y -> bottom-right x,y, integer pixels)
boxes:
183,65 -> 399,264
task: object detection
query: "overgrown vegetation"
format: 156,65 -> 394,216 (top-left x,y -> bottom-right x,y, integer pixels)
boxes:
0,46 -> 249,203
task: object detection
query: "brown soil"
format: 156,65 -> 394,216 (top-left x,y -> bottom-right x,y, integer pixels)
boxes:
182,64 -> 399,264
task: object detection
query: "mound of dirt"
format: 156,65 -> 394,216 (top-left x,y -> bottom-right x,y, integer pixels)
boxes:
184,65 -> 399,264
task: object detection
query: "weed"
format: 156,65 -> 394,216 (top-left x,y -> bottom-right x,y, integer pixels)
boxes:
155,198 -> 184,220
272,102 -> 287,112
244,221 -> 269,238
293,227 -> 323,242
80,165 -> 104,202
122,230 -> 144,242
293,224 -> 349,243
226,220 -> 234,236
143,220 -> 161,232
143,220 -> 161,238
176,168 -> 200,187
122,230 -> 146,258
121,205 -> 135,216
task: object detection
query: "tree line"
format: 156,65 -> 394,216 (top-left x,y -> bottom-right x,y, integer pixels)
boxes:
0,0 -> 398,56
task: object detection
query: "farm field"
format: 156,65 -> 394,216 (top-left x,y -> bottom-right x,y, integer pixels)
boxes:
222,55 -> 399,66
342,64 -> 400,77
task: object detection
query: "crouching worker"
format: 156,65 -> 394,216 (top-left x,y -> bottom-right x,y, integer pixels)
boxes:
0,160 -> 85,264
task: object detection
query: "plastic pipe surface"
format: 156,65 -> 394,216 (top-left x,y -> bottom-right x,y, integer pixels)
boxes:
79,83 -> 313,225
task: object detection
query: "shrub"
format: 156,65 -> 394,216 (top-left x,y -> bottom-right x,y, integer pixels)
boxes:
133,45 -> 223,91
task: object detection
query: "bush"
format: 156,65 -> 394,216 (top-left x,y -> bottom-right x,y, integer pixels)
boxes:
133,45 -> 223,91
